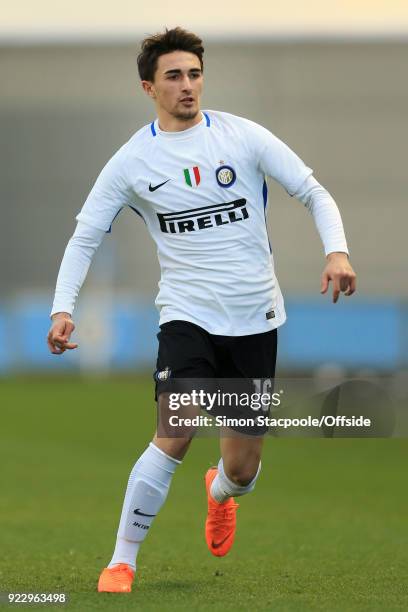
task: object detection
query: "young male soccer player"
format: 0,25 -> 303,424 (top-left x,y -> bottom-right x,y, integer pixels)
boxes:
47,27 -> 356,592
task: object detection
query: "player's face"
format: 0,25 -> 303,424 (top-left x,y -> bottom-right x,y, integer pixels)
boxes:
143,51 -> 203,122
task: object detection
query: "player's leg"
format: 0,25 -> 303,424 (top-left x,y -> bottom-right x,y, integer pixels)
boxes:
99,321 -> 215,591
204,328 -> 277,557
209,327 -> 276,500
98,426 -> 192,592
204,434 -> 264,557
109,420 -> 193,563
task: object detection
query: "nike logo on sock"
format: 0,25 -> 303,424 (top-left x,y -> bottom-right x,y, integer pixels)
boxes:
149,179 -> 170,192
133,508 -> 156,517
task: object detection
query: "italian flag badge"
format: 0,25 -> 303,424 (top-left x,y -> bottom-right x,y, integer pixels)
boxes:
183,166 -> 201,187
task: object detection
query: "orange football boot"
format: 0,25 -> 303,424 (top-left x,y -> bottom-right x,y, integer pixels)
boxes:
97,563 -> 135,593
205,467 -> 239,557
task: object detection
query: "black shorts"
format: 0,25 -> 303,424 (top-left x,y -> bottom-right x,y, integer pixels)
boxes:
154,320 -> 278,435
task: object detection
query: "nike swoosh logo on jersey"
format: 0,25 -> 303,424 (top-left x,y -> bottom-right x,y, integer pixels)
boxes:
149,179 -> 170,192
133,508 -> 156,517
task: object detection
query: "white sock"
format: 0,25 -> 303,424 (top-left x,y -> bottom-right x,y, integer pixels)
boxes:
210,458 -> 261,503
108,442 -> 181,570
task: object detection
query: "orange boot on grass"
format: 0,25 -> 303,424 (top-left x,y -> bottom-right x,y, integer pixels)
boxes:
205,467 -> 239,557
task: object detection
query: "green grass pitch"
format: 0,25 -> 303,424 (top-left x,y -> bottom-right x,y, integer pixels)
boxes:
0,377 -> 407,611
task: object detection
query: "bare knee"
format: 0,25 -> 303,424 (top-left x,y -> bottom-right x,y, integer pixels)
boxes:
221,433 -> 263,486
224,456 -> 261,486
156,394 -> 199,458
152,433 -> 192,461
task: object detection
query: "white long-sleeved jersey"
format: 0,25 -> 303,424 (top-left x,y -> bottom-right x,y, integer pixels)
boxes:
51,110 -> 348,336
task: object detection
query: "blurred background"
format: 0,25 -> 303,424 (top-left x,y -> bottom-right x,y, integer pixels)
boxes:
1,0 -> 408,376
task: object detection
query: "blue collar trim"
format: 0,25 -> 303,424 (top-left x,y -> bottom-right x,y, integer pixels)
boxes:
151,113 -> 209,136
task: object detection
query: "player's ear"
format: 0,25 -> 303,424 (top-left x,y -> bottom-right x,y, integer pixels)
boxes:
141,80 -> 156,99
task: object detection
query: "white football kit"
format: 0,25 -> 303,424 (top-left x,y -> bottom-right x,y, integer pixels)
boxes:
51,110 -> 348,335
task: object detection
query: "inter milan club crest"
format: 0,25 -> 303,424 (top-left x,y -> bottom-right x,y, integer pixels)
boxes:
155,366 -> 171,381
216,165 -> 236,188
183,166 -> 201,188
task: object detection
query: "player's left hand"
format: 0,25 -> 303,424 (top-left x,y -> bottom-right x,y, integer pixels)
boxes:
321,252 -> 356,303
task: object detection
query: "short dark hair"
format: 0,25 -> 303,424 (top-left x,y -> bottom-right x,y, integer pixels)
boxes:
137,27 -> 204,81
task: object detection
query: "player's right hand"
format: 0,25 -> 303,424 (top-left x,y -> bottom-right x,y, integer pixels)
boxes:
47,313 -> 78,355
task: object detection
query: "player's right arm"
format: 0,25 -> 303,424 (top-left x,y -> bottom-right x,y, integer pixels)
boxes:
47,144 -> 132,355
47,222 -> 105,354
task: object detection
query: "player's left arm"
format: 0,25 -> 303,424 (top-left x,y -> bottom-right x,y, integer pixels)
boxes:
250,122 -> 356,303
293,175 -> 356,303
